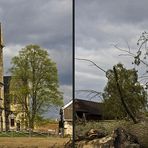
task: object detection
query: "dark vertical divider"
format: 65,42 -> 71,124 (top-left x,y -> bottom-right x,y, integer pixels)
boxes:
72,0 -> 75,147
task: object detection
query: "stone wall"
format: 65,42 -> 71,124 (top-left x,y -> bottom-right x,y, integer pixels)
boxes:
64,121 -> 72,135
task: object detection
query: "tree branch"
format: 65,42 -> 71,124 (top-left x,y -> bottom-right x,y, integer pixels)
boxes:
76,58 -> 106,73
113,44 -> 148,67
113,66 -> 138,124
76,89 -> 103,101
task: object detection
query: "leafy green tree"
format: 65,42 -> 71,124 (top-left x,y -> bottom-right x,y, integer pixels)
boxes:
10,44 -> 63,129
103,63 -> 147,120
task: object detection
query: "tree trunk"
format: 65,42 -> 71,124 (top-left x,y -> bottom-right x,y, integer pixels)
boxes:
113,66 -> 138,124
29,117 -> 34,129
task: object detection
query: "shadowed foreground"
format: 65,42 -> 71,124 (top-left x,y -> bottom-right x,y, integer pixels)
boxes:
75,120 -> 148,148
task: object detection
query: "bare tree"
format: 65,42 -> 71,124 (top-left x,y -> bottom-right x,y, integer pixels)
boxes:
114,32 -> 148,87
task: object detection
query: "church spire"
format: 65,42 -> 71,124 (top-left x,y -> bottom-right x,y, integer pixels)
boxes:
0,23 -> 4,48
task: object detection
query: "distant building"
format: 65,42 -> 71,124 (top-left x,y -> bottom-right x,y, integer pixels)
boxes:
62,100 -> 73,135
75,99 -> 104,120
62,99 -> 104,135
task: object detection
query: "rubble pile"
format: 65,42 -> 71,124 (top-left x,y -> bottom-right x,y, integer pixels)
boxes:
75,127 -> 140,148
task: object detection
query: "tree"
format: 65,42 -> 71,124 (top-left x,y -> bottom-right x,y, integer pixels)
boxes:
10,44 -> 63,129
103,63 -> 147,120
76,58 -> 147,123
114,32 -> 148,86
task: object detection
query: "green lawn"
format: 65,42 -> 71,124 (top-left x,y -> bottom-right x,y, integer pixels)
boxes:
0,131 -> 50,137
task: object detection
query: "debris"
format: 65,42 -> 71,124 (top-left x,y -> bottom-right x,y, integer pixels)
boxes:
74,127 -> 140,148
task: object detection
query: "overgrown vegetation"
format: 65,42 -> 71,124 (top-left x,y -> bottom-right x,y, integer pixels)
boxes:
75,120 -> 129,138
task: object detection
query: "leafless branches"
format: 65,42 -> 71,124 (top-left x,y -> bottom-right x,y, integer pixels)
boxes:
75,89 -> 103,101
76,58 -> 106,73
113,43 -> 148,67
75,58 -> 106,100
112,32 -> 148,86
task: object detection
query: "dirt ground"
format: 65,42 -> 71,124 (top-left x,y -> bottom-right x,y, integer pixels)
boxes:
0,137 -> 70,148
36,123 -> 59,132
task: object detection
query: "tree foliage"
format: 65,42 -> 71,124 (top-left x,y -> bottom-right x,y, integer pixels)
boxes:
9,44 -> 63,129
103,63 -> 147,120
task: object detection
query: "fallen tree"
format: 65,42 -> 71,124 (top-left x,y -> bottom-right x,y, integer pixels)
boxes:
74,127 -> 140,148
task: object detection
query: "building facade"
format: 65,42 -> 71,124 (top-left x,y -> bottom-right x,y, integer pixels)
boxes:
0,23 -> 6,131
62,99 -> 105,135
0,24 -> 25,131
4,76 -> 27,131
62,100 -> 73,135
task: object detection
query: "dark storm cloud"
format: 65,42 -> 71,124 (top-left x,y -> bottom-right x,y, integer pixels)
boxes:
76,0 -> 148,24
76,0 -> 148,50
48,48 -> 72,86
0,0 -> 72,103
1,0 -> 72,50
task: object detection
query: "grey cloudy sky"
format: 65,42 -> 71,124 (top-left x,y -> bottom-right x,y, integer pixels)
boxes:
0,0 -> 72,117
75,0 -> 148,101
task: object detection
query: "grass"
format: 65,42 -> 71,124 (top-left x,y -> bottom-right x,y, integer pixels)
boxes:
0,137 -> 69,148
127,122 -> 148,148
0,131 -> 70,147
75,120 -> 130,137
0,131 -> 50,137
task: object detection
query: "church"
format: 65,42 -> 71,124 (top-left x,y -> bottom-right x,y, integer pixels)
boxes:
0,22 -> 6,131
0,23 -> 25,131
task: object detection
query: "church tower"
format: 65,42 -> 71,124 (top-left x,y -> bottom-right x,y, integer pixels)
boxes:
0,23 -> 6,131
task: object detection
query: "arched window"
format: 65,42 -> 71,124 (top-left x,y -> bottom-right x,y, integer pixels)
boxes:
10,119 -> 14,127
